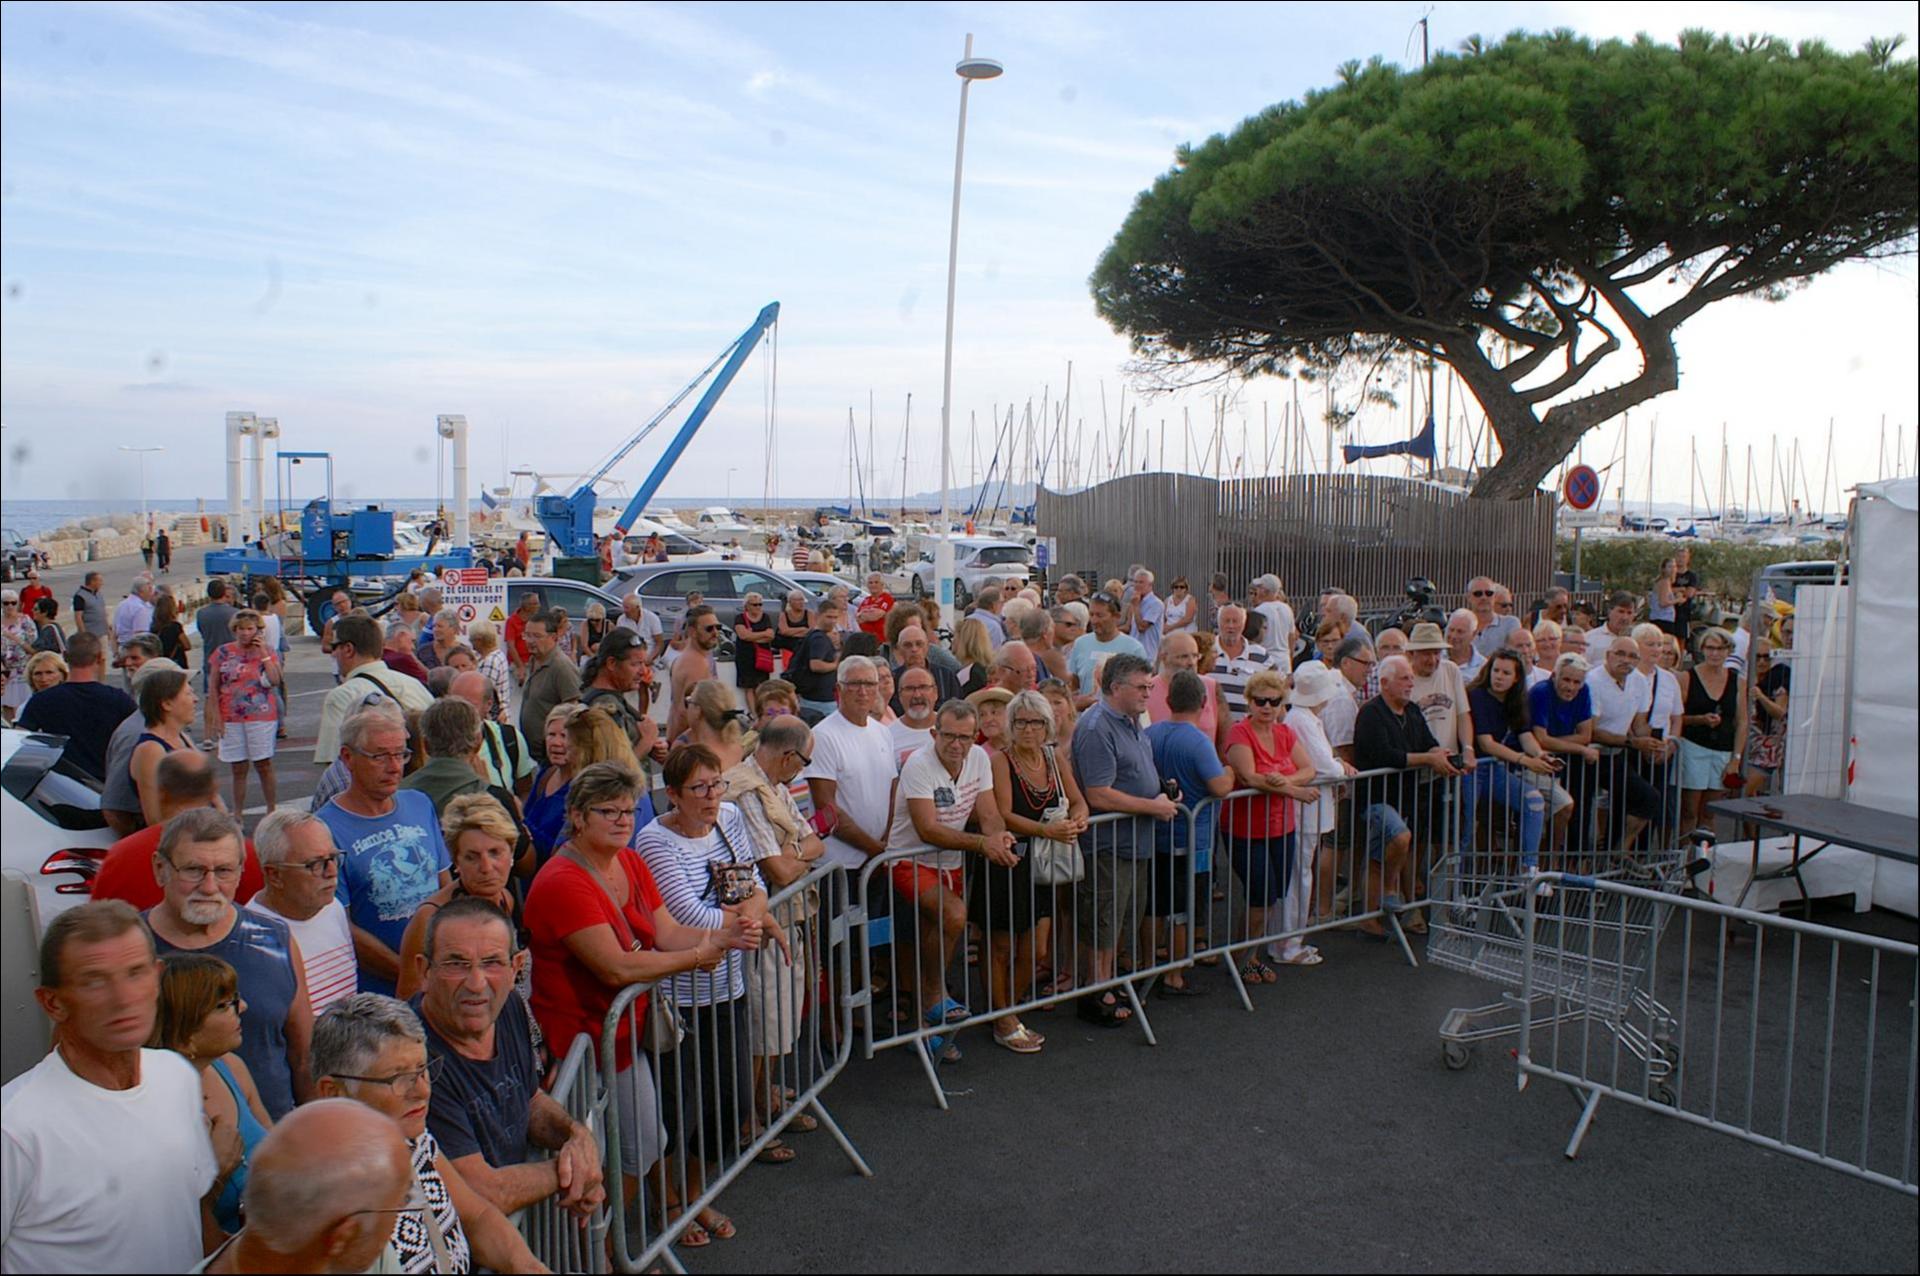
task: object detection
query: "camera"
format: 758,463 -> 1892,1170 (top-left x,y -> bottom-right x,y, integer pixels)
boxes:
1388,576 -> 1447,633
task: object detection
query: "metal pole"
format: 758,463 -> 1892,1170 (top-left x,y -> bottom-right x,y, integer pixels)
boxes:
120,446 -> 164,537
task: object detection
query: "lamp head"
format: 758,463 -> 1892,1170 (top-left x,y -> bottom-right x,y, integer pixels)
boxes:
956,56 -> 1003,80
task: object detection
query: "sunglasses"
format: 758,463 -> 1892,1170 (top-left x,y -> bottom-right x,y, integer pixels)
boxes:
1249,695 -> 1286,708
1470,589 -> 1496,598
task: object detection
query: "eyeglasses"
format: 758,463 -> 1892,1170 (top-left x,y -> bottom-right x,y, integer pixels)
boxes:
1470,589 -> 1495,598
698,624 -> 721,634
432,956 -> 514,979
1012,717 -> 1050,728
589,805 -> 638,822
935,730 -> 975,745
842,679 -> 879,690
352,747 -> 413,766
274,853 -> 338,877
165,862 -> 242,886
679,780 -> 726,798
330,1056 -> 443,1093
1342,654 -> 1376,667
1249,695 -> 1286,708
212,996 -> 242,1015
785,748 -> 812,767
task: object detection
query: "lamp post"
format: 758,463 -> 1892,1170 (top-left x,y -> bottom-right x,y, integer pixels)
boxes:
120,445 -> 165,536
726,467 -> 739,506
936,33 -> 1002,618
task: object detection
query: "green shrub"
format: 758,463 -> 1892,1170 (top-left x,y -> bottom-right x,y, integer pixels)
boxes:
1556,537 -> 1841,606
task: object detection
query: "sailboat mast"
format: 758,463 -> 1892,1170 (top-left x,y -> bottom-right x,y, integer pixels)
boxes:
901,394 -> 912,518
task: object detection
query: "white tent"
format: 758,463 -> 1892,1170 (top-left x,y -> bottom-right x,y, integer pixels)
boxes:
1848,477 -> 1918,915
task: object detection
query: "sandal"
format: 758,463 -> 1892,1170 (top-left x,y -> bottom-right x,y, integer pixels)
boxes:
1158,976 -> 1207,998
675,1222 -> 712,1249
755,1139 -> 797,1164
699,1211 -> 736,1241
1277,947 -> 1324,966
994,1023 -> 1045,1053
925,998 -> 970,1026
1240,960 -> 1279,985
780,1111 -> 820,1134
1074,992 -> 1132,1028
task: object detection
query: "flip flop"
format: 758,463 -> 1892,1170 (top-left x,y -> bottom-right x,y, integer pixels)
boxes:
699,1212 -> 736,1241
1277,948 -> 1324,966
1158,978 -> 1207,998
925,998 -> 970,1025
755,1139 -> 797,1164
673,1221 -> 711,1249
994,1023 -> 1045,1053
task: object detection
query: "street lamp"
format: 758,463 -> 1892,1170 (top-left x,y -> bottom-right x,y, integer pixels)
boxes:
120,445 -> 165,536
936,33 -> 1002,617
726,467 -> 739,506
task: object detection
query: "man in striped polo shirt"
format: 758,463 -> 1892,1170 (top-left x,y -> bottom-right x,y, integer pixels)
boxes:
246,808 -> 359,1015
1211,603 -> 1276,720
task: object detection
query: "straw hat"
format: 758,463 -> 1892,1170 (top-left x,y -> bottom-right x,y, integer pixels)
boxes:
1406,622 -> 1448,652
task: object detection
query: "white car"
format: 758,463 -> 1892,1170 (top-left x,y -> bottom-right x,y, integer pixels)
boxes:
1,729 -> 118,929
908,537 -> 1033,608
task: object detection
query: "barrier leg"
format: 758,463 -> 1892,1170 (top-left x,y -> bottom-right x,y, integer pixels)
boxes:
1122,979 -> 1157,1047
913,1037 -> 952,1111
806,1097 -> 875,1177
1566,1084 -> 1605,1159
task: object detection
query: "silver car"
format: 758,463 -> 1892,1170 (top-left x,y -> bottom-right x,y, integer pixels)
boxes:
606,561 -> 809,633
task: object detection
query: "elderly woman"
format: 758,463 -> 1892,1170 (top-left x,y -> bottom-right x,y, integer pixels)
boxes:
635,746 -> 778,1240
734,592 -> 778,692
1161,577 -> 1198,636
984,689 -> 1088,1052
1678,627 -> 1745,830
313,994 -> 544,1273
1223,669 -> 1318,984
426,608 -> 466,672
721,716 -> 826,1136
1277,665 -> 1354,964
751,678 -> 801,727
1,590 -> 38,722
130,667 -> 197,827
395,794 -> 526,1002
1529,620 -> 1563,687
1742,639 -> 1789,798
679,679 -> 751,770
524,762 -> 744,1242
153,953 -> 273,1238
581,603 -> 613,665
523,703 -> 587,861
968,685 -> 1013,753
23,650 -> 67,700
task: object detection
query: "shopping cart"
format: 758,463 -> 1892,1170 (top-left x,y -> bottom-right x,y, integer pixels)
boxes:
1426,833 -> 1711,1080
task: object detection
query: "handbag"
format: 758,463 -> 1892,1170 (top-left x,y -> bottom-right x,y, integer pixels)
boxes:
753,640 -> 777,674
1025,747 -> 1084,887
562,846 -> 684,1052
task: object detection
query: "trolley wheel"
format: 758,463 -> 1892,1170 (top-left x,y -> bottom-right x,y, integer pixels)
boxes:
1653,1082 -> 1678,1107
1442,1041 -> 1472,1071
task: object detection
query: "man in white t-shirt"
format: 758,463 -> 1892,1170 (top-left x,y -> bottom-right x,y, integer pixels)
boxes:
889,665 -> 940,769
247,809 -> 359,1015
1250,574 -> 1295,675
1585,634 -> 1661,851
614,593 -> 667,664
885,700 -> 1015,1032
3,901 -> 221,1274
1406,623 -> 1474,765
800,657 -> 899,873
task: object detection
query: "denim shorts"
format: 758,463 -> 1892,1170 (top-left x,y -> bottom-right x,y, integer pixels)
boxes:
1363,804 -> 1410,861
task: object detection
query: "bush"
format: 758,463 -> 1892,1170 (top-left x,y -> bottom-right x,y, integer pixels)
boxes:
1555,537 -> 1841,606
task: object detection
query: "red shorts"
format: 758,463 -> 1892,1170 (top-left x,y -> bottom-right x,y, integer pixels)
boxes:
889,862 -> 964,902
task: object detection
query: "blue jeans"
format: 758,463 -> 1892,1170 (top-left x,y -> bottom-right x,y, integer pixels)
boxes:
1475,759 -> 1545,868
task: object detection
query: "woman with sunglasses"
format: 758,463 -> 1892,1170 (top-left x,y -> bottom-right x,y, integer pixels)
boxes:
1223,669 -> 1318,985
734,592 -> 778,693
0,591 -> 38,725
153,953 -> 273,1238
313,994 -> 543,1273
1677,627 -> 1745,830
1162,577 -> 1198,637
636,746 -> 780,1240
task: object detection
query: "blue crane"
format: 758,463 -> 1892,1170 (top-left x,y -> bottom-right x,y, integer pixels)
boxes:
535,301 -> 780,558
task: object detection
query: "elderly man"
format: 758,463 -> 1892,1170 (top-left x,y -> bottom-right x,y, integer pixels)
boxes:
1321,591 -> 1369,647
892,623 -> 961,705
1120,567 -> 1165,662
1444,609 -> 1487,680
1586,635 -> 1661,852
614,592 -> 667,663
316,705 -> 453,996
1325,637 -> 1374,760
801,656 -> 899,873
452,670 -> 536,799
1211,602 -> 1274,720
856,571 -> 896,642
889,663 -> 940,765
990,639 -> 1039,695
378,619 -> 431,684
248,808 -> 359,1016
118,631 -> 162,692
1533,585 -> 1571,628
1072,653 -> 1178,1027
887,699 -> 1016,1047
1465,575 -> 1522,656
970,584 -> 1008,648
1053,573 -> 1086,607
18,631 -> 136,782
518,611 -> 582,765
1249,574 -> 1296,674
1013,605 -> 1067,685
412,897 -> 605,1218
1351,655 -> 1464,935
112,577 -> 155,653
313,614 -> 432,764
1530,653 -> 1602,853
93,748 -> 268,907
145,807 -> 314,1119
202,1100 -> 413,1275
1586,591 -> 1641,663
4,901 -> 224,1274
400,697 -> 492,813
1067,590 -> 1147,709
725,715 -> 827,884
1405,623 -> 1475,774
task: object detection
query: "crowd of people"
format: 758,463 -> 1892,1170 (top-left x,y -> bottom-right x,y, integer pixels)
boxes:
4,549 -> 1792,1273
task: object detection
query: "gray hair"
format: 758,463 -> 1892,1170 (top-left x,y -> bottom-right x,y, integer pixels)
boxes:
1016,608 -> 1050,643
312,994 -> 425,1082
1448,608 -> 1476,628
340,703 -> 407,753
1100,652 -> 1152,695
434,606 -> 461,631
1378,654 -> 1413,682
757,715 -> 811,753
837,654 -> 877,686
254,808 -> 326,868
1253,573 -> 1282,595
420,696 -> 481,759
1555,653 -> 1592,676
1006,689 -> 1055,742
1327,593 -> 1358,625
157,807 -> 244,865
564,760 -> 645,823
992,641 -> 1031,671
130,656 -> 186,687
935,698 -> 979,728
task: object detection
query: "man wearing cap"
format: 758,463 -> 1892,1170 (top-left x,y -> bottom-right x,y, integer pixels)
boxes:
1585,592 -> 1641,663
1465,575 -> 1522,657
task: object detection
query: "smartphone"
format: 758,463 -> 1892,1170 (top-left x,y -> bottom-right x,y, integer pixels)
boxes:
1161,779 -> 1182,802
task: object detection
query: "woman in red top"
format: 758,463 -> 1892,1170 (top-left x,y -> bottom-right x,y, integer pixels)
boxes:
523,762 -> 749,1212
1223,669 -> 1318,985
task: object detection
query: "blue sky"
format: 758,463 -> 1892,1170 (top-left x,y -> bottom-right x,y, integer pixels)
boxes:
3,0 -> 1915,511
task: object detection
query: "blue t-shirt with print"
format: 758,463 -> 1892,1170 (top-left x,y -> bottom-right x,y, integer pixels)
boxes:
318,789 -> 451,995
1145,720 -> 1224,862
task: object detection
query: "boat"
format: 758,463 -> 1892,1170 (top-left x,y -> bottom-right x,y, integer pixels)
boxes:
690,506 -> 755,545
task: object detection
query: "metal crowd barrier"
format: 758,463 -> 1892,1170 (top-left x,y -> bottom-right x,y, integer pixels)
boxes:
855,809 -> 1191,1109
517,1031 -> 611,1273
600,860 -> 872,1274
1517,872 -> 1918,1197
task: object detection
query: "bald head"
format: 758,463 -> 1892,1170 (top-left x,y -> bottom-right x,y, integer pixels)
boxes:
449,670 -> 491,715
992,641 -> 1036,693
242,1099 -> 410,1265
155,749 -> 218,820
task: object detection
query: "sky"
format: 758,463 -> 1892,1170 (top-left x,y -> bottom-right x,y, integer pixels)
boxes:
2,0 -> 1915,514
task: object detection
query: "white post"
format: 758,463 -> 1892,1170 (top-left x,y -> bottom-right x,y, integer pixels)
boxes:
225,412 -> 255,548
253,417 -> 280,543
937,33 -> 1002,616
120,446 -> 164,536
438,415 -> 470,548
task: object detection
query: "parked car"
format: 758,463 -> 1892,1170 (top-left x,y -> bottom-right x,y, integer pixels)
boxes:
2,730 -> 117,929
1,528 -> 45,583
503,577 -> 630,629
606,561 -> 807,635
783,570 -> 853,602
907,537 -> 1033,609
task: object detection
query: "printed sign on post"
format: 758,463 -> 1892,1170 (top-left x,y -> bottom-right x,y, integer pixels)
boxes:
438,571 -> 507,627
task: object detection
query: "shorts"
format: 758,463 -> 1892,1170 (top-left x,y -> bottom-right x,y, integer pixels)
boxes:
1520,768 -> 1575,814
1143,854 -> 1192,922
889,861 -> 964,903
1074,853 -> 1149,952
1227,832 -> 1298,906
1677,738 -> 1733,791
218,719 -> 277,763
610,1058 -> 666,1177
1363,804 -> 1410,861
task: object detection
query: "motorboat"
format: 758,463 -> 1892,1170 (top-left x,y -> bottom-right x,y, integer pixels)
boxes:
690,506 -> 755,545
